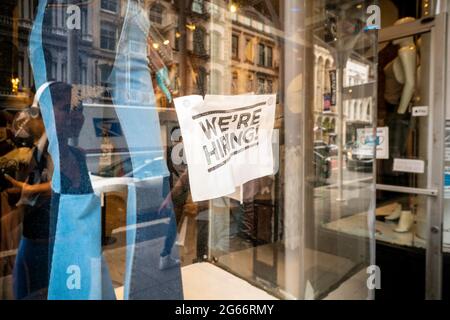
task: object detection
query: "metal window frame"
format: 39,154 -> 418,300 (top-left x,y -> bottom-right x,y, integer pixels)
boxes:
378,12 -> 447,300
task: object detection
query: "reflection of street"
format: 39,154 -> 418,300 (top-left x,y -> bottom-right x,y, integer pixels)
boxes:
315,167 -> 373,224
327,166 -> 372,186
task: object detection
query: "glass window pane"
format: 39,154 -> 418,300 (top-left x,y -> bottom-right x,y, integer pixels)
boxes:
0,0 -> 379,301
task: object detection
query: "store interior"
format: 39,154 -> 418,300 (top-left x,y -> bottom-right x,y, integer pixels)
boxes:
0,0 -> 449,300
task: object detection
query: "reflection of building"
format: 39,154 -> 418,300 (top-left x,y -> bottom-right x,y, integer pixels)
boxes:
228,6 -> 279,96
0,0 -> 281,111
151,0 -> 280,100
313,43 -> 373,144
343,59 -> 372,124
314,44 -> 336,142
0,0 -> 124,107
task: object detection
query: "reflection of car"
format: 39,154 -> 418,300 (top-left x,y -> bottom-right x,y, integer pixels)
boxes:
345,141 -> 373,172
313,141 -> 332,185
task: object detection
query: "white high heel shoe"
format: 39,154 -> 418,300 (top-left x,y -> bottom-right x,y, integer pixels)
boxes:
394,210 -> 414,233
385,203 -> 402,221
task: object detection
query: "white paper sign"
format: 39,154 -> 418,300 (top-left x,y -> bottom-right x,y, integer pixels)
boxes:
174,94 -> 276,202
376,127 -> 389,159
393,158 -> 425,174
412,106 -> 429,117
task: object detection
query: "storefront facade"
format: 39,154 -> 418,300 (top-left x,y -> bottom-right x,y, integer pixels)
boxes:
0,0 -> 448,300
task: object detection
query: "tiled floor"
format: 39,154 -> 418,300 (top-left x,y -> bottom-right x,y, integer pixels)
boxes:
324,268 -> 369,300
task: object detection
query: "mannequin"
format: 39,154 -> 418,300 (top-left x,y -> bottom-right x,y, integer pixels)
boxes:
380,17 -> 419,233
383,17 -> 417,114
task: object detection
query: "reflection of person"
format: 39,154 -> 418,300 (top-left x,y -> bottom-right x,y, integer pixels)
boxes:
158,182 -> 182,270
165,128 -> 210,264
49,82 -> 91,194
1,109 -> 53,300
28,0 -> 114,299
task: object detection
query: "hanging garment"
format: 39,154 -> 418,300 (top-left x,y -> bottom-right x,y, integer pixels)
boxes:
108,0 -> 182,300
29,0 -> 114,300
29,0 -> 182,300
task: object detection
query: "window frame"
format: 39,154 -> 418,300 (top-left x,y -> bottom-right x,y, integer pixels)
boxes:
266,46 -> 273,68
100,21 -> 117,51
149,3 -> 164,25
100,0 -> 118,14
231,34 -> 239,60
192,0 -> 204,14
258,43 -> 265,66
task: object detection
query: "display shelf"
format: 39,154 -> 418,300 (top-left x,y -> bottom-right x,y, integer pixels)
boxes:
444,244 -> 450,253
323,212 -> 426,249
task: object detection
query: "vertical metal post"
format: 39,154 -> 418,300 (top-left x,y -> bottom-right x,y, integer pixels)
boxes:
426,12 -> 447,300
282,0 -> 314,299
336,60 -> 345,202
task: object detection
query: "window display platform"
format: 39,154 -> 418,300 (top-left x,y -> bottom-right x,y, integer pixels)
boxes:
113,262 -> 278,300
324,268 -> 369,300
323,212 -> 450,300
323,212 -> 427,249
215,243 -> 361,300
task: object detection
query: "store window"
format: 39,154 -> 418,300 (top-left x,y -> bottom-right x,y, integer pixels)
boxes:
0,0 -> 379,301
